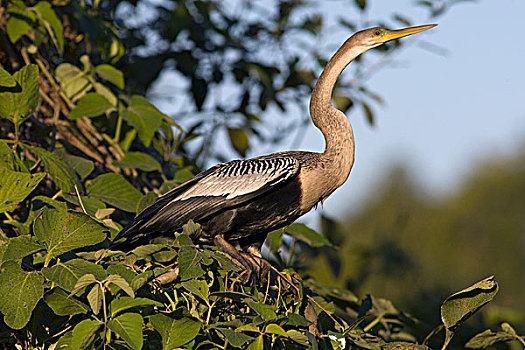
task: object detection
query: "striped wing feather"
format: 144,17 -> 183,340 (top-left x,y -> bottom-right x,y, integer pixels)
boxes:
114,155 -> 300,246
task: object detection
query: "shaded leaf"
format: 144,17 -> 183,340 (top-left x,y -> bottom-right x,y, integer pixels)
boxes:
33,207 -> 107,259
109,296 -> 162,318
29,146 -> 81,193
182,280 -> 209,304
122,95 -> 164,146
44,287 -> 90,316
70,319 -> 102,350
465,329 -> 515,349
246,335 -> 264,350
178,246 -> 205,280
150,314 -> 202,349
6,1 -> 33,43
0,168 -> 45,214
286,223 -> 332,248
227,128 -> 250,157
69,93 -> 113,119
0,68 -> 16,87
70,273 -> 97,296
0,64 -> 39,125
106,274 -> 135,298
246,300 -> 277,321
86,173 -> 143,212
265,323 -> 288,337
2,235 -> 43,262
218,328 -> 253,347
42,259 -> 107,292
113,152 -> 162,172
55,63 -> 91,100
87,283 -> 103,314
0,260 -> 44,329
108,313 -> 144,350
33,1 -> 63,53
95,64 -> 125,89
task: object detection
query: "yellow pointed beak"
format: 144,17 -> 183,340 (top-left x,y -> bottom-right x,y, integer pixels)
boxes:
376,24 -> 437,44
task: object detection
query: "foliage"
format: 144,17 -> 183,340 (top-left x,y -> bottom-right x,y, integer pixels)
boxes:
0,0 -> 509,349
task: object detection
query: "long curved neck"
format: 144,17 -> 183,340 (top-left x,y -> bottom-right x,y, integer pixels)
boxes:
310,37 -> 366,157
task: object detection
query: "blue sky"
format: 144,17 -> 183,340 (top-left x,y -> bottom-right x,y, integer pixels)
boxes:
300,0 -> 525,219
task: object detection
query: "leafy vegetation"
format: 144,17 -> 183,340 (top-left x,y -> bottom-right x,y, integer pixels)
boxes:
0,0 -> 518,348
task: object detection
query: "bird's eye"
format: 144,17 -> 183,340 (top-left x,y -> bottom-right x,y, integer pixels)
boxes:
375,30 -> 381,36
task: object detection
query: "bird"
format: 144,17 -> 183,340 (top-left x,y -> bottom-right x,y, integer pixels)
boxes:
113,24 -> 437,280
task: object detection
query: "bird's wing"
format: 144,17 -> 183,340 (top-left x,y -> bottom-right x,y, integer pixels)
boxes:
114,155 -> 300,245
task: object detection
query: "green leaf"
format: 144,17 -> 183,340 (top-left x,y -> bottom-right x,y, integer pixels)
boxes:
108,313 -> 144,350
362,101 -> 375,126
122,95 -> 164,146
42,259 -> 107,292
113,152 -> 162,172
136,191 -> 158,213
178,246 -> 205,280
87,283 -> 103,314
285,223 -> 332,248
0,168 -> 45,213
44,287 -> 90,316
217,328 -> 253,347
385,342 -> 431,350
182,280 -> 209,304
109,296 -> 162,318
0,64 -> 39,125
441,276 -> 499,347
150,314 -> 202,350
2,235 -> 43,262
287,329 -> 311,346
70,273 -> 98,295
70,93 -> 113,119
0,68 -> 16,87
227,128 -> 250,157
62,193 -> 106,218
0,260 -> 44,329
34,208 -> 107,260
106,274 -> 135,298
6,1 -> 34,43
465,329 -> 515,349
265,324 -> 288,337
0,140 -> 16,170
86,173 -> 143,213
265,228 -> 284,254
70,319 -> 102,350
333,95 -> 353,113
441,276 -> 498,331
246,335 -> 264,350
28,146 -> 82,193
246,300 -> 277,321
33,1 -> 63,53
55,63 -> 91,101
95,64 -> 125,89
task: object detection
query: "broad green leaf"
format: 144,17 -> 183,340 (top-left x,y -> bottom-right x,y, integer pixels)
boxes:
287,329 -> 311,346
441,276 -> 498,331
6,1 -> 34,43
122,95 -> 164,146
210,291 -> 252,302
285,223 -> 332,248
465,329 -> 515,349
70,319 -> 102,350
0,261 -> 44,329
150,314 -> 202,350
227,128 -> 249,157
113,152 -> 162,172
42,259 -> 107,292
62,193 -> 106,217
95,64 -> 125,89
69,93 -> 113,119
109,296 -> 162,318
265,228 -> 284,254
34,208 -> 107,259
178,246 -> 205,280
246,300 -> 277,321
70,274 -> 97,296
0,168 -> 45,213
0,64 -> 39,125
33,1 -> 63,53
106,274 -> 135,298
29,146 -> 81,193
108,313 -> 144,350
441,276 -> 499,348
44,287 -> 90,316
55,63 -> 91,101
218,328 -> 253,347
385,342 -> 431,349
86,173 -> 143,212
265,324 -> 288,337
246,335 -> 264,350
87,283 -> 103,314
2,235 -> 43,262
136,191 -> 158,213
182,280 -> 209,304
106,265 -> 137,285
0,68 -> 16,87
0,140 -> 15,170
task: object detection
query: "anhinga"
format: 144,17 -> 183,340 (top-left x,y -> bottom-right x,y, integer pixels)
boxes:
114,24 -> 437,279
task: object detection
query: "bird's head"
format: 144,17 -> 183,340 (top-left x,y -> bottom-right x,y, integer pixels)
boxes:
354,24 -> 437,49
